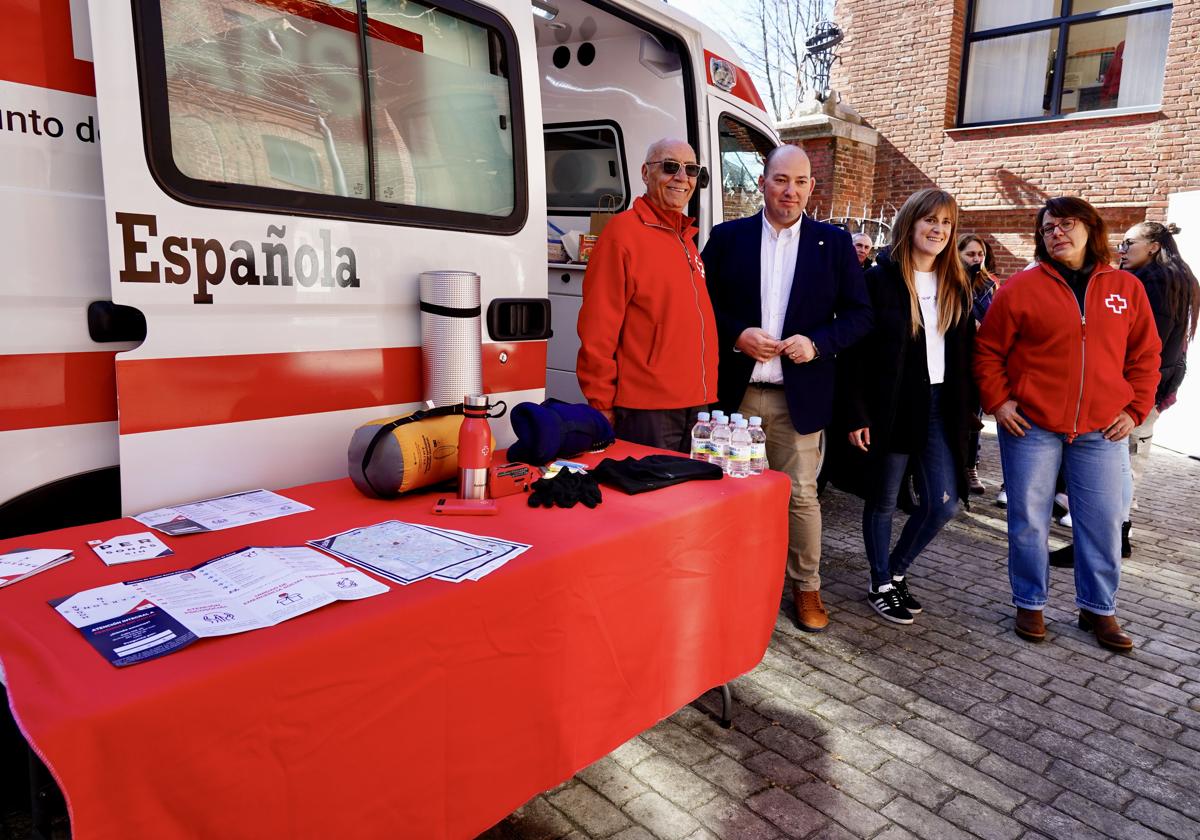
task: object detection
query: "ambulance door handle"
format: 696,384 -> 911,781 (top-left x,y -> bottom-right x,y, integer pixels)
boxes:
487,298 -> 552,341
88,300 -> 148,343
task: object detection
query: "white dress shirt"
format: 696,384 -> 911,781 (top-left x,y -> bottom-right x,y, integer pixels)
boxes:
915,270 -> 946,385
751,213 -> 802,384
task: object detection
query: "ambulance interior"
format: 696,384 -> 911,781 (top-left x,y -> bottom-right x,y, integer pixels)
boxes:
533,0 -> 693,402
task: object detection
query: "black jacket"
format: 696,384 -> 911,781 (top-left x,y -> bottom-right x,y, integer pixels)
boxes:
831,251 -> 981,502
702,212 -> 873,434
1135,260 -> 1188,405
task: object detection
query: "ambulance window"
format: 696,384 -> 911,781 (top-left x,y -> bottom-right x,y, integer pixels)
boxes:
140,0 -> 526,233
718,115 -> 775,223
365,2 -> 516,216
544,123 -> 628,215
160,0 -> 369,198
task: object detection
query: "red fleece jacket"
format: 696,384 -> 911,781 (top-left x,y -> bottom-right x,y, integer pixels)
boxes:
576,196 -> 719,411
974,261 -> 1161,437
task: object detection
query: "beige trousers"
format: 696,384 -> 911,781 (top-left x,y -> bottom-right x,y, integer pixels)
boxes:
1127,406 -> 1160,511
738,385 -> 824,591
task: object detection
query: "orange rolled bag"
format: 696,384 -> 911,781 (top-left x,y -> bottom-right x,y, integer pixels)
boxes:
348,404 -> 495,498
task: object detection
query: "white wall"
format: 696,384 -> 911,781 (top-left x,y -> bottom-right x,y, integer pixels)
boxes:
1152,190 -> 1200,457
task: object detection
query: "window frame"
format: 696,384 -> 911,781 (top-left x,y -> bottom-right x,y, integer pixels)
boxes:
132,0 -> 529,235
715,111 -> 776,222
957,0 -> 1173,128
543,120 -> 631,217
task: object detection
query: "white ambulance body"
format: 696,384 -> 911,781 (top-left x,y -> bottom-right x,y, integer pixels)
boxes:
0,0 -> 777,538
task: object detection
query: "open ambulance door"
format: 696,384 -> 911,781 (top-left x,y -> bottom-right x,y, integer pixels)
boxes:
87,0 -> 549,514
701,51 -> 778,234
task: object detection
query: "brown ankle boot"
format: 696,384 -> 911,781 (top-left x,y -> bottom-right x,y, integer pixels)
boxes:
1014,607 -> 1046,642
793,586 -> 828,633
1079,610 -> 1134,652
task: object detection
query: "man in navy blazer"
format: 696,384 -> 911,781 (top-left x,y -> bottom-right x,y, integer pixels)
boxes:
703,145 -> 872,631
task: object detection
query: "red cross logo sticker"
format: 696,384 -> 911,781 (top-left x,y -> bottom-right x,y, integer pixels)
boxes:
1105,293 -> 1128,315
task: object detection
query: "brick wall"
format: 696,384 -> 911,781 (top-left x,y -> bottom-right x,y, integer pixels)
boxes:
831,0 -> 1200,277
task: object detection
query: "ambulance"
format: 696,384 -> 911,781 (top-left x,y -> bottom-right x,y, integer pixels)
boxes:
0,0 -> 778,539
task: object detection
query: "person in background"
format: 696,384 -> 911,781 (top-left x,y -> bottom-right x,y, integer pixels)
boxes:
704,145 -> 873,633
853,232 -> 875,269
976,197 -> 1160,652
838,188 -> 980,625
576,138 -> 718,452
1116,221 -> 1200,554
958,233 -> 999,495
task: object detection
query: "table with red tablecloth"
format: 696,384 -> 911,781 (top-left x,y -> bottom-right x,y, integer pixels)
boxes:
0,443 -> 789,840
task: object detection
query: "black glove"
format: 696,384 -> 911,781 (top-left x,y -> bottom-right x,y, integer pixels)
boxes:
527,470 -> 602,509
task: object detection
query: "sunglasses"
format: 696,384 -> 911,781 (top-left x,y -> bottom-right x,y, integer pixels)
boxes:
1117,238 -> 1146,252
1039,218 -> 1077,239
648,159 -> 705,178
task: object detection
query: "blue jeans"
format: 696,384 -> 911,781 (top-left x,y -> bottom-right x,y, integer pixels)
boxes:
998,423 -> 1126,615
862,386 -> 959,589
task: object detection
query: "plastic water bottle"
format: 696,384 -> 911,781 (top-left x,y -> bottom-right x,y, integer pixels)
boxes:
730,413 -> 744,425
690,411 -> 713,462
710,416 -> 731,471
748,416 -> 767,475
711,409 -> 726,423
727,418 -> 752,478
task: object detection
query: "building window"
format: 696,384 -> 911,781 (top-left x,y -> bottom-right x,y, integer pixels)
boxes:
961,1 -> 1172,127
138,0 -> 526,233
263,136 -> 324,191
543,123 -> 629,215
717,114 -> 775,223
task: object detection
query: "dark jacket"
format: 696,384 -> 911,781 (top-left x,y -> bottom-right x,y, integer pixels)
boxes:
968,264 -> 998,324
832,251 -> 981,502
1135,260 -> 1188,405
702,212 -> 873,434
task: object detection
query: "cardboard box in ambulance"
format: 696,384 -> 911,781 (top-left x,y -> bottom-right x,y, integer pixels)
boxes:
0,0 -> 777,539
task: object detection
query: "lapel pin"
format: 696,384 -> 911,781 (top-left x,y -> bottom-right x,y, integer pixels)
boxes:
818,240 -> 824,245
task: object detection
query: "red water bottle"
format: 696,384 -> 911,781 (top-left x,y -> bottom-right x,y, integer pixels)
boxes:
458,394 -> 492,500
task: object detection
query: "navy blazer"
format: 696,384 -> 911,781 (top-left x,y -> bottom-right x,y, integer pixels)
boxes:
702,212 -> 873,434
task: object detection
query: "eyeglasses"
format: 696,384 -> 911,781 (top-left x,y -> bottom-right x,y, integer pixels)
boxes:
1039,218 -> 1078,239
647,159 -> 704,178
1117,238 -> 1146,252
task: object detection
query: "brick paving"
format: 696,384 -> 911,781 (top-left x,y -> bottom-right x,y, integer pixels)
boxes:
481,432 -> 1200,840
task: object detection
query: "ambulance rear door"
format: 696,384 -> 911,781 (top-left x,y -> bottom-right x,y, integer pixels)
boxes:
87,0 -> 548,513
700,49 -> 778,231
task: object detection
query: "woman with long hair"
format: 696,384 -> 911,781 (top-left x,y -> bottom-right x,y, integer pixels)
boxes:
958,233 -> 999,494
1116,221 -> 1200,552
839,188 -> 980,624
976,197 -> 1160,652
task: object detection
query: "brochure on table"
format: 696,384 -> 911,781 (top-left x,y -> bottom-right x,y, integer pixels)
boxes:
51,546 -> 388,667
88,532 -> 174,566
133,489 -> 313,536
310,520 -> 530,584
0,548 -> 72,588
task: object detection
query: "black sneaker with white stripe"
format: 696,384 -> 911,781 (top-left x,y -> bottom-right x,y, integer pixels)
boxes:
867,584 -> 914,624
891,576 -> 922,614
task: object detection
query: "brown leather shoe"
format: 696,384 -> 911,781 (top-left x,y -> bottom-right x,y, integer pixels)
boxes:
1079,610 -> 1134,652
794,587 -> 829,633
1014,607 -> 1046,642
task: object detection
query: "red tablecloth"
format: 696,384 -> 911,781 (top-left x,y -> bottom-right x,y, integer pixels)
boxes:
0,443 -> 789,839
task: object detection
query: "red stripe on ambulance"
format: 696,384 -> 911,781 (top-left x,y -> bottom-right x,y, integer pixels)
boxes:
116,342 -> 547,434
703,50 -> 765,111
0,351 -> 118,431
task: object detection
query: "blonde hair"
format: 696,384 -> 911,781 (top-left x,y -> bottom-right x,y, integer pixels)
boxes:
889,188 -> 971,337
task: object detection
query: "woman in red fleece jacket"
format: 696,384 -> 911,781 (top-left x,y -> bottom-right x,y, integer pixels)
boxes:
975,197 -> 1160,652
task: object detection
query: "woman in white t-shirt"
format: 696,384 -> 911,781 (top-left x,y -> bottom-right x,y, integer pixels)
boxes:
835,188 -> 980,625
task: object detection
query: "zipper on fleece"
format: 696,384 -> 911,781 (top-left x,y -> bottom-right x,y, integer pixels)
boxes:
1071,277 -> 1094,438
641,219 -> 712,403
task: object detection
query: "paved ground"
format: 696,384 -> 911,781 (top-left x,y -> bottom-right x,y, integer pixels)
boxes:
481,431 -> 1200,840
